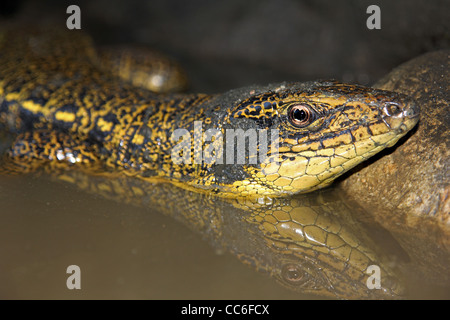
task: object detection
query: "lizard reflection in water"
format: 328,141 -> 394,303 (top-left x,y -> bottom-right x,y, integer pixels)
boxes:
28,166 -> 402,299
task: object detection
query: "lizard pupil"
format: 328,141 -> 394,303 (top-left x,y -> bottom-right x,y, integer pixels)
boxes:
294,109 -> 307,121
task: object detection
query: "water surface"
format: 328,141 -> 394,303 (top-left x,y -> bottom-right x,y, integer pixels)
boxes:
0,173 -> 448,299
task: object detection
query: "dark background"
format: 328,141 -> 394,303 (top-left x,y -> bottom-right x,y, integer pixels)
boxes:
1,0 -> 448,93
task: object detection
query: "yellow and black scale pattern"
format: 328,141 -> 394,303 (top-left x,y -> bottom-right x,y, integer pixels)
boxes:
0,27 -> 419,198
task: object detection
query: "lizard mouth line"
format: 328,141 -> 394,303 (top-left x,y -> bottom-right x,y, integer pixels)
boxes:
273,124 -> 413,157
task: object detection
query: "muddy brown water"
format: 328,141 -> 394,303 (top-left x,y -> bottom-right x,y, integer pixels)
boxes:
0,173 -> 449,299
0,174 -> 314,299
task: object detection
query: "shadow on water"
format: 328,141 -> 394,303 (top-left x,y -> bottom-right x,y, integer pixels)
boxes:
0,144 -> 448,299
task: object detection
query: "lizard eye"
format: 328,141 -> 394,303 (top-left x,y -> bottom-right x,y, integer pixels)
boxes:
288,105 -> 315,127
281,263 -> 308,285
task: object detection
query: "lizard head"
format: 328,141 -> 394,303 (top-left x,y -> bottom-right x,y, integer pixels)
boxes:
210,80 -> 419,197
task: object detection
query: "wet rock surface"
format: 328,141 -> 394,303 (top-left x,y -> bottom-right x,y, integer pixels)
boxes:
339,50 -> 449,285
340,50 -> 449,227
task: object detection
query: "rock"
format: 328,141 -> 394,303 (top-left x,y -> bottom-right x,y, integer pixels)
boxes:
338,50 -> 449,284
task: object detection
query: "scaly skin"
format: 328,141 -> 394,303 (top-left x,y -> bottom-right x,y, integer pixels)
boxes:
0,27 -> 419,198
